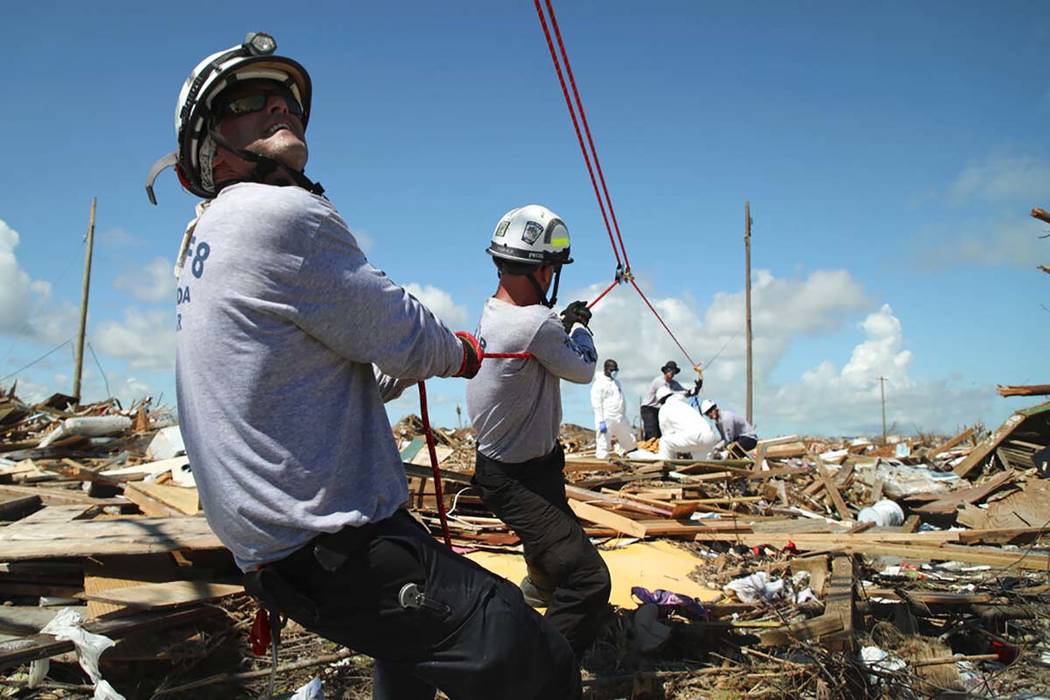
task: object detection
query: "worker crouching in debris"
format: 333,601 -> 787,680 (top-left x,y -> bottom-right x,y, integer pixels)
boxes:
640,360 -> 703,439
656,386 -> 719,460
701,399 -> 758,456
467,205 -> 612,660
150,35 -> 578,700
591,359 -> 637,459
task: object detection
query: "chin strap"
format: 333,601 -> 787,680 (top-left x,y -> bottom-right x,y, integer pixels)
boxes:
209,129 -> 325,197
525,264 -> 562,308
144,136 -> 325,205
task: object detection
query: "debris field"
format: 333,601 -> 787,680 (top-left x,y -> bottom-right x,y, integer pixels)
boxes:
1,386 -> 1049,699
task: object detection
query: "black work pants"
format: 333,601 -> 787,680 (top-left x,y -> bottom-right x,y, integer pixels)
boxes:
640,405 -> 661,440
245,509 -> 580,700
473,444 -> 612,656
736,435 -> 758,452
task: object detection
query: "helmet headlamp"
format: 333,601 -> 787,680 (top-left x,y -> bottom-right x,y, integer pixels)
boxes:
244,32 -> 276,56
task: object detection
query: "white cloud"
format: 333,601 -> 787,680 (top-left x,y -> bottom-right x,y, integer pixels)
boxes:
570,268 -> 869,405
114,257 -> 175,302
404,283 -> 469,328
950,156 -> 1050,203
554,275 -> 987,436
0,219 -> 49,334
98,227 -> 144,248
919,218 -> 1048,269
766,305 -> 988,434
92,308 -> 176,371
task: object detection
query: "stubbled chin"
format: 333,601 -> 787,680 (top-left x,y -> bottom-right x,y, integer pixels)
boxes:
252,133 -> 308,171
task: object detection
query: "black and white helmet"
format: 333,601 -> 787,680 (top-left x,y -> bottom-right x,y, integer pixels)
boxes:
486,205 -> 573,267
146,32 -> 314,203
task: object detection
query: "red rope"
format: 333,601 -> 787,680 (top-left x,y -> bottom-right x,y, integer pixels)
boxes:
543,0 -> 631,270
587,279 -> 619,309
630,279 -> 698,368
481,351 -> 534,359
417,381 -> 452,549
532,0 -> 621,269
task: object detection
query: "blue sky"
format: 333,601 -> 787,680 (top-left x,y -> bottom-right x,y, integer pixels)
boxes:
1,1 -> 1048,436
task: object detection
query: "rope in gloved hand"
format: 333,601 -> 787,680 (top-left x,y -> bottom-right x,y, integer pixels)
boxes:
415,285 -> 607,549
418,0 -> 703,549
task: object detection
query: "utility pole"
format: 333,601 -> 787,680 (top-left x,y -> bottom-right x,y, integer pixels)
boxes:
878,376 -> 887,445
744,201 -> 753,424
72,198 -> 96,404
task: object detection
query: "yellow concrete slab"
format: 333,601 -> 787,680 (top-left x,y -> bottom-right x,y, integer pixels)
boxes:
467,540 -> 722,607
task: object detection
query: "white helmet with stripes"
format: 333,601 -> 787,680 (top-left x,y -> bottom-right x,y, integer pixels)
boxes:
146,32 -> 316,203
487,204 -> 573,267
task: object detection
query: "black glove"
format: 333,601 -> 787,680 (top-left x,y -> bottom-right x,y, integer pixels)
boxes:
560,300 -> 592,333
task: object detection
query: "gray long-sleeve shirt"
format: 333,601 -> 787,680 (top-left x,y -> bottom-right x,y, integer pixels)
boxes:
175,183 -> 463,571
642,375 -> 685,407
713,409 -> 758,444
467,298 -> 597,463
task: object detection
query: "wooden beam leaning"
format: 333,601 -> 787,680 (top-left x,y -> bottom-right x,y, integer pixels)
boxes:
815,457 -> 852,521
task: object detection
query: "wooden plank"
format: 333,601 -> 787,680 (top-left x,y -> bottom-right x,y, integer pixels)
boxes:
126,482 -> 199,515
870,479 -> 884,504
99,456 -> 190,479
123,484 -> 185,517
0,516 -> 222,561
954,413 -> 1025,477
568,499 -> 647,538
912,470 -> 1017,515
823,555 -> 854,649
759,555 -> 853,648
0,484 -> 122,507
565,485 -> 670,518
997,384 -> 1050,397
693,532 -> 1050,571
763,441 -> 808,459
84,580 -> 243,610
16,504 -> 94,524
0,607 -> 220,671
0,495 -> 41,522
816,457 -> 852,521
930,426 -> 975,456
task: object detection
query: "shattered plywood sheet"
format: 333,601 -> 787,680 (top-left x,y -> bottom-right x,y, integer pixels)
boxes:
958,478 -> 1050,530
467,540 -> 721,607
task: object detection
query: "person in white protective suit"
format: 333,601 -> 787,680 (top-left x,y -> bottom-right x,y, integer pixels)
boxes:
590,359 -> 637,459
655,386 -> 719,460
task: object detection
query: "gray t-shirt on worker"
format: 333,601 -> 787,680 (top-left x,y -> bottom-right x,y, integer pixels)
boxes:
715,409 -> 757,443
175,183 -> 463,571
467,298 -> 597,463
642,375 -> 685,407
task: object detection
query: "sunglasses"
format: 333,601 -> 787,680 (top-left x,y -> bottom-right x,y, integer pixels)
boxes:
216,87 -> 304,119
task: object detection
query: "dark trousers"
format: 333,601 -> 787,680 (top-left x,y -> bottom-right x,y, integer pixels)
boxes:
640,405 -> 661,440
244,509 -> 580,700
736,435 -> 758,452
473,444 -> 612,656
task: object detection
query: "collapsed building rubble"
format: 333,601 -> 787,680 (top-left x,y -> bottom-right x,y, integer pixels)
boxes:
1,385 -> 1048,699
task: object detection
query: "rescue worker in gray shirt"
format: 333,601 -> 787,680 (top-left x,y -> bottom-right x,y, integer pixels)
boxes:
147,34 -> 578,700
700,399 -> 758,453
467,205 -> 610,659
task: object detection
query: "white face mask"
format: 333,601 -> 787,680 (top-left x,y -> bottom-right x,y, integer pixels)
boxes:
609,369 -> 619,378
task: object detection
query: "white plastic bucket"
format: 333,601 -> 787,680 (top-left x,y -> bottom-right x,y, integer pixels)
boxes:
857,499 -> 905,527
